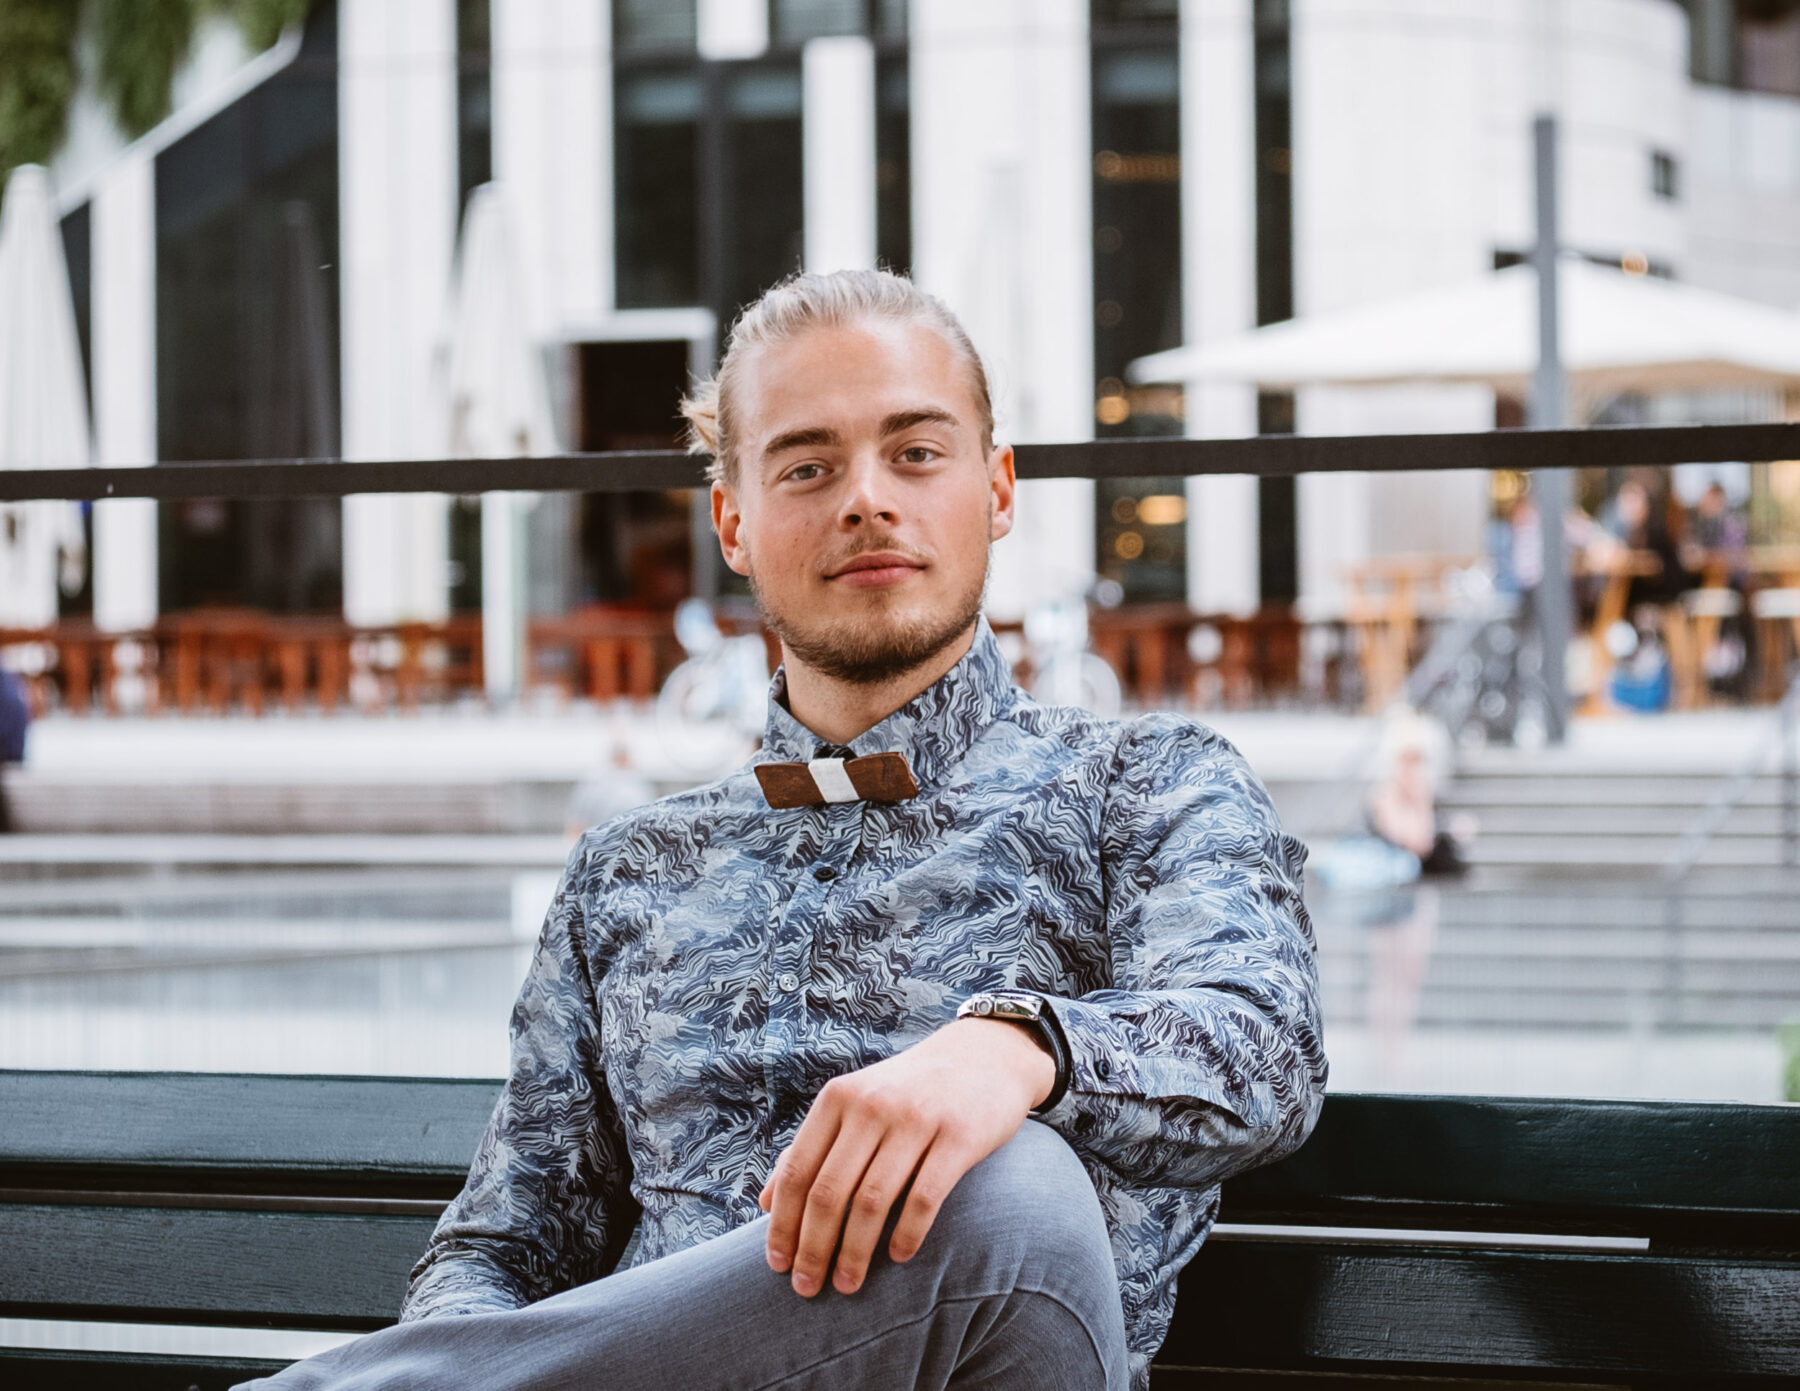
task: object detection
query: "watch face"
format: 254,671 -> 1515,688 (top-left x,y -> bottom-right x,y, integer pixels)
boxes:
960,991 -> 1043,1022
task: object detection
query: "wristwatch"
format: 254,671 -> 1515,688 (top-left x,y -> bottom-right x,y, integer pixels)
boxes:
957,991 -> 1070,1115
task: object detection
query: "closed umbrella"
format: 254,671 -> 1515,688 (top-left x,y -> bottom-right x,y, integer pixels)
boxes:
444,183 -> 557,703
1128,258 -> 1800,406
0,165 -> 88,629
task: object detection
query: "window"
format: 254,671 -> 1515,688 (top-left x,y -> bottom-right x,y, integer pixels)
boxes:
1652,149 -> 1679,200
1091,7 -> 1185,602
716,64 -> 805,318
615,0 -> 698,54
876,54 -> 911,272
154,0 -> 342,613
615,69 -> 703,308
457,0 -> 492,216
1254,0 -> 1297,606
1091,0 -> 1180,30
772,0 -> 908,44
1740,0 -> 1800,96
615,5 -> 906,323
1679,0 -> 1800,95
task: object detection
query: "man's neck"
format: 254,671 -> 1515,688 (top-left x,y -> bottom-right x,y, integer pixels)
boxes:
780,624 -> 977,747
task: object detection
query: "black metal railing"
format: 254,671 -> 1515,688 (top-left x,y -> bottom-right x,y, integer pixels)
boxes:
3,421 -> 1798,501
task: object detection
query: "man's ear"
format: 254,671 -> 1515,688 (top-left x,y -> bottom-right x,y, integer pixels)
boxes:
713,479 -> 752,577
987,444 -> 1016,543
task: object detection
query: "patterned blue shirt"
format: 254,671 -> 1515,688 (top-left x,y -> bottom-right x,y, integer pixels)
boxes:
404,620 -> 1327,1387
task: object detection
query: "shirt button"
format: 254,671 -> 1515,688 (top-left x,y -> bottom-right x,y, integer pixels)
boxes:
777,972 -> 801,993
813,866 -> 837,882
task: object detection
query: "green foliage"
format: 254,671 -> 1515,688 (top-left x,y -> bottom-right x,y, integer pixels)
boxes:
1784,1019 -> 1800,1104
3,0 -> 315,173
94,0 -> 198,139
0,0 -> 81,189
229,0 -> 311,52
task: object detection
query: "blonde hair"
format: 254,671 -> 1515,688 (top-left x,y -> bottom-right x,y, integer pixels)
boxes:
680,269 -> 995,486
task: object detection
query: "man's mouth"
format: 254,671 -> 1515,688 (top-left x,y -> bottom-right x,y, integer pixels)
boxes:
826,551 -> 927,588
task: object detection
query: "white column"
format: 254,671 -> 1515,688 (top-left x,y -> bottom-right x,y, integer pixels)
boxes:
91,148 -> 158,634
492,0 -> 611,337
803,36 -> 877,273
339,0 -> 458,628
1181,0 -> 1260,617
913,0 -> 1094,622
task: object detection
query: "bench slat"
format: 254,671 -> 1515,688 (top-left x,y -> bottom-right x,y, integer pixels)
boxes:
1168,1241 -> 1800,1378
7,1073 -> 1797,1229
0,1349 -> 289,1391
0,1071 -> 499,1194
1227,1093 -> 1800,1237
0,1204 -> 436,1329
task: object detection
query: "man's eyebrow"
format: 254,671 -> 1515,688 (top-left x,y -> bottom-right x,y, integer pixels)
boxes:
761,424 -> 844,459
880,408 -> 959,437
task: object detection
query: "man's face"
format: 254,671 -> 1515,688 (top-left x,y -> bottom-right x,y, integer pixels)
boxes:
712,318 -> 1014,685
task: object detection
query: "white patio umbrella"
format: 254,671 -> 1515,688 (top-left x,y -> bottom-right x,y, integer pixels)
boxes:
1128,258 -> 1800,406
0,165 -> 89,630
444,183 -> 557,703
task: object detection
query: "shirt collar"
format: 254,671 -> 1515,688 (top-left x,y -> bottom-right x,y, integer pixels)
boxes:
759,617 -> 1017,790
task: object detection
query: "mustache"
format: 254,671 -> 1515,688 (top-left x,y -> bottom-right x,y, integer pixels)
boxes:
818,537 -> 931,574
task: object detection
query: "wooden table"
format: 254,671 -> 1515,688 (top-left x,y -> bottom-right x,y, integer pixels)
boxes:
1341,555 -> 1475,712
527,607 -> 677,702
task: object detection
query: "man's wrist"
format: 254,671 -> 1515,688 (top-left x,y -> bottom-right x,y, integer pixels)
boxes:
957,1016 -> 1058,1108
955,992 -> 1070,1114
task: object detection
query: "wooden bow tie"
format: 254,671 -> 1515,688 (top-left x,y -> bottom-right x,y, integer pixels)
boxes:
755,753 -> 919,809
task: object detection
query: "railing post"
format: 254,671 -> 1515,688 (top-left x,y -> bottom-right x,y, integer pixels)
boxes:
1785,664 -> 1798,869
1530,113 -> 1573,746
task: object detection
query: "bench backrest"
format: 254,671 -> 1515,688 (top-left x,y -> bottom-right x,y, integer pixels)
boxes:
3,1071 -> 1798,1382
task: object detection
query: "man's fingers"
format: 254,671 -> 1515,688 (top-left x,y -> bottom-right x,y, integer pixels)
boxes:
763,1098 -> 844,1273
786,1121 -> 883,1296
887,1142 -> 974,1264
828,1133 -> 929,1295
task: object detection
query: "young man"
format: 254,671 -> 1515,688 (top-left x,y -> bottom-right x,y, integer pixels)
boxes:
244,270 -> 1325,1391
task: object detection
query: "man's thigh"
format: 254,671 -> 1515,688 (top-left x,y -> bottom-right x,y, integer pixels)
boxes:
238,1120 -> 1126,1391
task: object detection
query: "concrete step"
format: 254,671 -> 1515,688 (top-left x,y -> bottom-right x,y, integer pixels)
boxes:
1442,776 -> 1795,807
0,834 -> 568,877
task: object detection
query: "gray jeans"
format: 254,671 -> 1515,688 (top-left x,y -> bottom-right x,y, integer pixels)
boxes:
237,1120 -> 1129,1391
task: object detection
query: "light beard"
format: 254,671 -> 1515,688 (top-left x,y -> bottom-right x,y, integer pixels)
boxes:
749,559 -> 988,688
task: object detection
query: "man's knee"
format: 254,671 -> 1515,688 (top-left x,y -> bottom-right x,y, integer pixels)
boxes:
935,1122 -> 1113,1277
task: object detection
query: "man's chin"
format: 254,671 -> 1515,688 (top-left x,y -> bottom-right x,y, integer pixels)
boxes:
762,603 -> 978,688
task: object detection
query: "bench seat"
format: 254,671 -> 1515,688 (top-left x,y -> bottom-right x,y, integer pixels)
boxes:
2,1070 -> 1796,1387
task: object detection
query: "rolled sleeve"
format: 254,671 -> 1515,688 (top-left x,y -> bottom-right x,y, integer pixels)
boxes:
1034,716 -> 1327,1190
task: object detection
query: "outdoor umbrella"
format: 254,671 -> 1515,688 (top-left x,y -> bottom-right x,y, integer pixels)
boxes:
1127,258 -> 1800,407
0,165 -> 88,629
444,182 -> 557,703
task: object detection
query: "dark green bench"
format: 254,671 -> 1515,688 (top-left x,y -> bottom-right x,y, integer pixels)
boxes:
2,1070 -> 1796,1388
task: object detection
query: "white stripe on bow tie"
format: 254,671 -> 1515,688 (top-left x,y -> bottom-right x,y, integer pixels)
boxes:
806,757 -> 859,804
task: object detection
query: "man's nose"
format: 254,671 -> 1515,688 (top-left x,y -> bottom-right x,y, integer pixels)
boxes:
837,453 -> 900,528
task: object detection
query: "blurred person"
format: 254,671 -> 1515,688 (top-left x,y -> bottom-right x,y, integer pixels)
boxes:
0,668 -> 27,833
1601,476 -> 1691,609
240,270 -> 1324,1391
1685,481 -> 1749,579
562,729 -> 656,844
1367,712 -> 1470,879
1679,481 -> 1753,699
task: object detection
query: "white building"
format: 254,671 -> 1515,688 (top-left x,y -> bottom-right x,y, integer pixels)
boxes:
35,0 -> 1800,637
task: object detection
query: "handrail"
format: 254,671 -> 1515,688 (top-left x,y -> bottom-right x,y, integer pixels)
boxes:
1663,662 -> 1800,888
3,421 -> 1799,502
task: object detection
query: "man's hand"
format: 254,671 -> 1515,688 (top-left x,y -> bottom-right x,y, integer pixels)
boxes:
757,1017 -> 1056,1298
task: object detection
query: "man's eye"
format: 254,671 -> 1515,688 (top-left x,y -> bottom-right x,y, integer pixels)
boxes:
899,447 -> 936,464
787,463 -> 824,481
